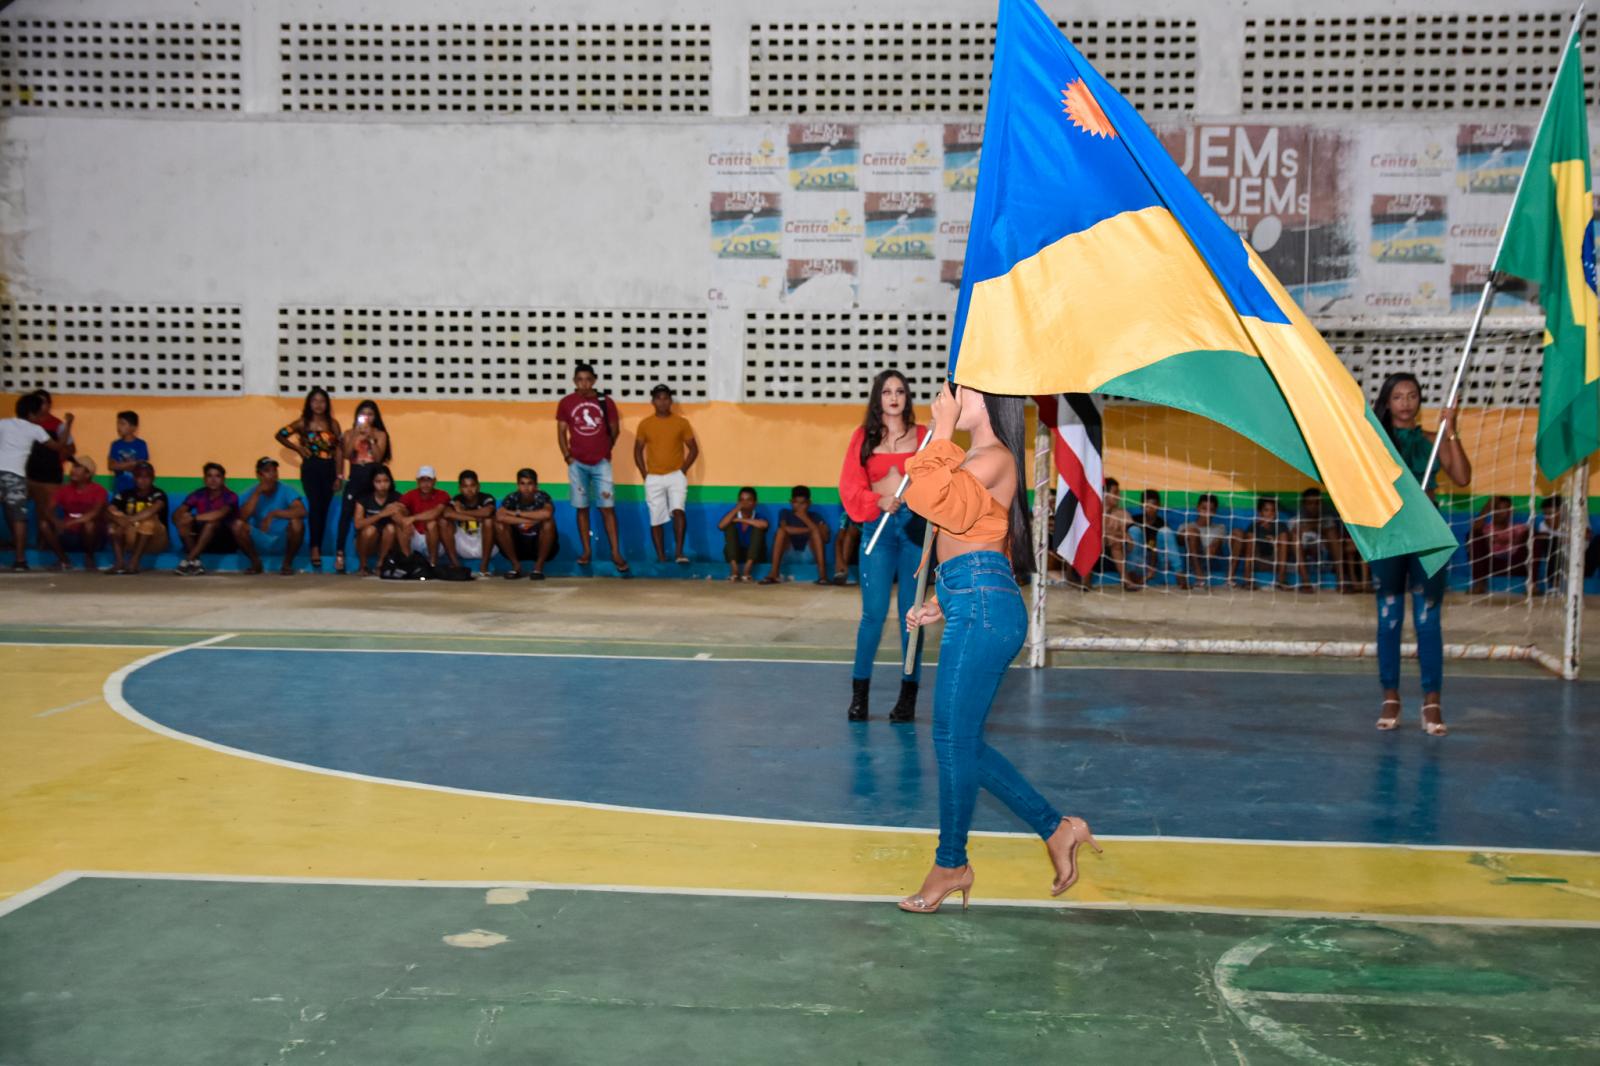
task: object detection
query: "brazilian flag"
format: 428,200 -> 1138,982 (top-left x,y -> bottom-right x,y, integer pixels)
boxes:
950,0 -> 1457,571
1495,27 -> 1600,482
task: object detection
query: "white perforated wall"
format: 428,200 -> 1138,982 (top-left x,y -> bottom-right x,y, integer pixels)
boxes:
749,19 -> 1198,114
1242,11 -> 1599,112
280,22 -> 712,114
0,18 -> 241,111
1326,326 -> 1545,407
278,307 -> 710,400
743,311 -> 954,401
0,304 -> 244,393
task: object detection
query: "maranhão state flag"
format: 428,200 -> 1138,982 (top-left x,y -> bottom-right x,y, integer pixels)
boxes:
949,0 -> 1457,573
1493,23 -> 1600,482
1035,393 -> 1104,577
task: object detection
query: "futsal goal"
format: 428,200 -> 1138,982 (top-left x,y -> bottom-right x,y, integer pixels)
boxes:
1026,320 -> 1590,680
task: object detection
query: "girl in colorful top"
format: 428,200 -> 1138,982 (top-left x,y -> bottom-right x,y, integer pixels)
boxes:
333,399 -> 392,574
1371,372 -> 1472,737
838,370 -> 927,723
275,387 -> 343,572
898,381 -> 1098,914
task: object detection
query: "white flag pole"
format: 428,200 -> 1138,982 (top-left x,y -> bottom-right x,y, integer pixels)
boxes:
862,426 -> 934,556
1421,1 -> 1587,489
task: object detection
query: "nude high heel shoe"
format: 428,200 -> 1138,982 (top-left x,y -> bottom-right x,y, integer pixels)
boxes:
1048,817 -> 1103,897
898,866 -> 974,914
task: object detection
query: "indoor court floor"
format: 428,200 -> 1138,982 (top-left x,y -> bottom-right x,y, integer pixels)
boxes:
2,579 -> 1598,1064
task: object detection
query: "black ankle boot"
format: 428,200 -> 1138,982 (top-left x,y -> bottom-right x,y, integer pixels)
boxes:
847,678 -> 870,721
889,680 -> 918,723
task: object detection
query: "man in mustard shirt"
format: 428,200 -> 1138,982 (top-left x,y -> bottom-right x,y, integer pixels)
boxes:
633,384 -> 699,564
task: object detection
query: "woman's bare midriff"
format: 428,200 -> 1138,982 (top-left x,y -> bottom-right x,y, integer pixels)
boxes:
935,534 -> 1008,563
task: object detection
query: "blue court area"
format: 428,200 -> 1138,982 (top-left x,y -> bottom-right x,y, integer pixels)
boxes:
122,648 -> 1598,850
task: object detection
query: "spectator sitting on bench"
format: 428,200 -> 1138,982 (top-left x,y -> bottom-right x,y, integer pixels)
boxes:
719,486 -> 769,582
108,460 -> 169,575
174,462 -> 240,576
1290,487 -> 1340,594
1228,494 -> 1294,589
1469,495 -> 1529,594
495,467 -> 558,580
351,464 -> 405,577
235,456 -> 307,575
399,465 -> 451,567
443,469 -> 497,577
40,456 -> 108,572
760,485 -> 831,585
1101,478 -> 1144,588
1176,492 -> 1225,589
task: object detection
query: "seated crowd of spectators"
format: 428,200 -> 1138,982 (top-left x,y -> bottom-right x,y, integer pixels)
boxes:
1087,478 -> 1596,594
3,380 -> 1596,590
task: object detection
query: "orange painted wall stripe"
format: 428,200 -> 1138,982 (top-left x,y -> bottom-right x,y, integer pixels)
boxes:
5,393 -> 1594,498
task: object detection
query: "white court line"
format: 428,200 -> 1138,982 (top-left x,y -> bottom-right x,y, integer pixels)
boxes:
0,871 -> 80,919
7,633 -> 1570,679
98,643 -> 1600,858
6,870 -> 1600,930
33,696 -> 100,718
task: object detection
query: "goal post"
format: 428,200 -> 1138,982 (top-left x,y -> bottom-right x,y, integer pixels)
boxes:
1025,323 -> 1590,680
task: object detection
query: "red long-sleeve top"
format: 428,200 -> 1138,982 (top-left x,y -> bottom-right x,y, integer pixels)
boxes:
839,424 -> 927,524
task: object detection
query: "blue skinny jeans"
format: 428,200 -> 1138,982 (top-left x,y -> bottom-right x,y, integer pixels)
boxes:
852,508 -> 924,684
1371,552 -> 1446,694
932,551 -> 1062,868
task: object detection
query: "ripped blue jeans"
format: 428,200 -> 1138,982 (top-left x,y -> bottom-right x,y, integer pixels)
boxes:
933,551 -> 1062,868
1371,553 -> 1446,694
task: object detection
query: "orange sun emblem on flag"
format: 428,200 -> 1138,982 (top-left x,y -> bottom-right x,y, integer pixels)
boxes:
1061,80 -> 1115,139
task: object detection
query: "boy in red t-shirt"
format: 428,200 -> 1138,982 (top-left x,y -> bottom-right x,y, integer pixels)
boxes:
41,455 -> 108,571
556,363 -> 628,573
398,465 -> 452,566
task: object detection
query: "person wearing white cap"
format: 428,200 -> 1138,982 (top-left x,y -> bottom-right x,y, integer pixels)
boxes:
235,456 -> 307,575
399,465 -> 451,567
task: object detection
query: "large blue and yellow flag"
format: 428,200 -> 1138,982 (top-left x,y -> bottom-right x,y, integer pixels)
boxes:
952,0 -> 1457,570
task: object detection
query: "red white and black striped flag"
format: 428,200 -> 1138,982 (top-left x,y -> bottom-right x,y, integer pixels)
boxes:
1036,393 -> 1104,578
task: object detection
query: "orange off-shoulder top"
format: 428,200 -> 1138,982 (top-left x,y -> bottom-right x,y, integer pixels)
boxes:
903,438 -> 1010,544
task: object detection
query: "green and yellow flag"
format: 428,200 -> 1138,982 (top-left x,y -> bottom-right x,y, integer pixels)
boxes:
1496,23 -> 1600,481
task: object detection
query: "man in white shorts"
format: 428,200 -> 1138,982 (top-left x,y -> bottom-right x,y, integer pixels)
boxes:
398,465 -> 451,566
633,383 -> 699,564
443,468 -> 498,576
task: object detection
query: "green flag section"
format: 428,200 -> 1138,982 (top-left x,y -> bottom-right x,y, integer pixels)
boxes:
1495,28 -> 1600,482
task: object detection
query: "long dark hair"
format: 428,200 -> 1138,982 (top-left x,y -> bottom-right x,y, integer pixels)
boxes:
1373,372 -> 1421,442
301,387 -> 332,427
982,390 -> 1034,577
860,369 -> 918,466
353,400 -> 393,463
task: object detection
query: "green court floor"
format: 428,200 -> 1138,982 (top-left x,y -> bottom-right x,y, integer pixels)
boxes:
2,877 -> 1596,1065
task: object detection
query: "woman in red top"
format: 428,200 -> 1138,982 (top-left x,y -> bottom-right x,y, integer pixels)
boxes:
840,370 -> 928,723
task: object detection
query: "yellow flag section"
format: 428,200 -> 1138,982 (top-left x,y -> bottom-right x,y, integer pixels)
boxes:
1550,158 -> 1600,387
957,206 -> 1402,531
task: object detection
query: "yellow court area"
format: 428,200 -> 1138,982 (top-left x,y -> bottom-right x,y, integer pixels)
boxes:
4,640 -> 1598,927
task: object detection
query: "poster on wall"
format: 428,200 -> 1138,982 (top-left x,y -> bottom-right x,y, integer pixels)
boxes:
860,191 -> 943,306
860,125 -> 942,190
943,122 -> 983,193
1368,194 -> 1447,264
1158,123 -> 1358,316
781,192 -> 863,307
709,190 -> 783,308
1456,124 -> 1532,196
789,122 -> 860,192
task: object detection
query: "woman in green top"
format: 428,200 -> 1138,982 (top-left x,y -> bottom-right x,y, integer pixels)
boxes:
1371,372 -> 1472,736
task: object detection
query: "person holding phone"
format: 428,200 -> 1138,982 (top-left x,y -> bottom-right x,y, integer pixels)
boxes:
838,369 -> 927,723
334,400 -> 392,574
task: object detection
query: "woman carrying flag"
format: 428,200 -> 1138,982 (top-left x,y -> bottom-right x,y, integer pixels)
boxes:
1370,372 -> 1472,736
896,381 -> 1098,913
